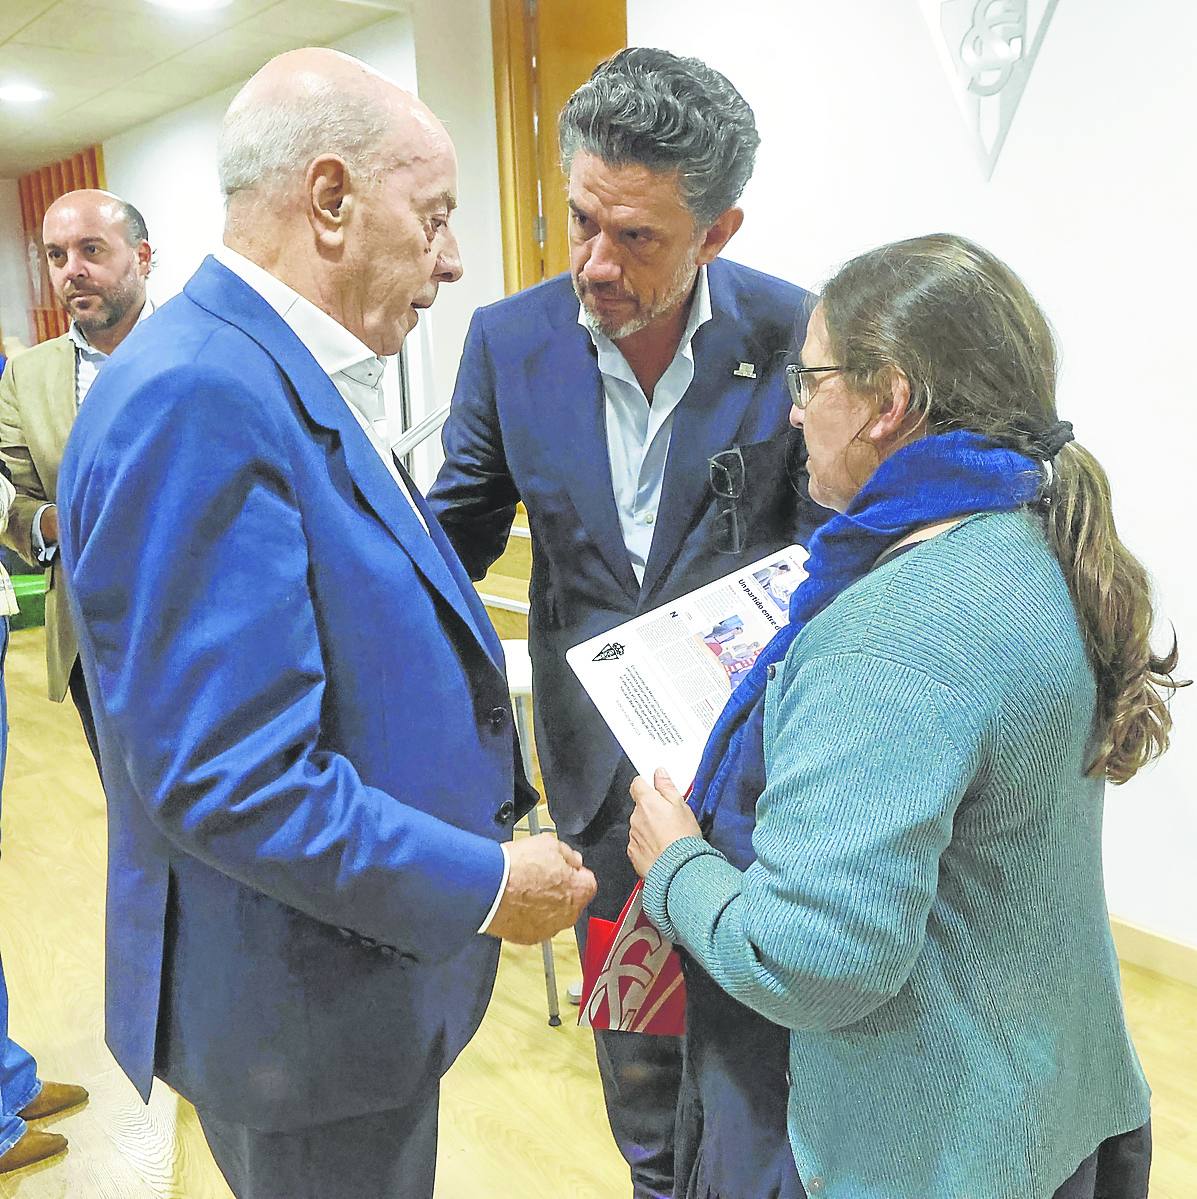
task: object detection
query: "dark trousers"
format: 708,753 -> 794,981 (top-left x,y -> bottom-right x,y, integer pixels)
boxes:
563,772 -> 682,1199
197,1086 -> 440,1199
1054,1123 -> 1151,1199
675,964 -> 805,1199
67,659 -> 101,776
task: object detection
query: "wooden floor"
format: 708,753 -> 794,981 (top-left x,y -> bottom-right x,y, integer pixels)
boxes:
1,625 -> 1194,1198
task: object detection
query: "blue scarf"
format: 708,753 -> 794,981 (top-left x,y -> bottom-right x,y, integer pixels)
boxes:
690,430 -> 1042,825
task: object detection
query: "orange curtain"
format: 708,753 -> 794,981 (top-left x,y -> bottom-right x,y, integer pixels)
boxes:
17,145 -> 106,344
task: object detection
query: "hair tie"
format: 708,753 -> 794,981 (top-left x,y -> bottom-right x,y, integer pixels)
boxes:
1033,419 -> 1074,459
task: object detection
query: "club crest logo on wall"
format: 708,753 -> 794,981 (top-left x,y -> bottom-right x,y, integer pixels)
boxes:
918,0 -> 1060,178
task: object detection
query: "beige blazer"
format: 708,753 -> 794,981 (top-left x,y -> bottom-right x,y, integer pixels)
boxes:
0,335 -> 79,701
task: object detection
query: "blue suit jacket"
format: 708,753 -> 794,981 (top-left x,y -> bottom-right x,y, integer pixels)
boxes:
57,257 -> 536,1131
429,260 -> 824,835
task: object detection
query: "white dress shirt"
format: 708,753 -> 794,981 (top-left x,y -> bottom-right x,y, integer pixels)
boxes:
68,319 -> 111,409
34,300 -> 155,561
212,246 -> 428,530
67,296 -> 154,407
579,265 -> 712,584
212,246 -> 509,932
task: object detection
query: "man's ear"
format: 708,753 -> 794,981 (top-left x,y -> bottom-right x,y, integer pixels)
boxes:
137,240 -> 153,278
696,206 -> 744,265
307,155 -> 352,251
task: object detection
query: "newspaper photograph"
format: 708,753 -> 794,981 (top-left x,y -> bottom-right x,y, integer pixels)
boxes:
566,545 -> 808,788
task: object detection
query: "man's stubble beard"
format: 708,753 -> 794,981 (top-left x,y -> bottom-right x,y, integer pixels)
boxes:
575,244 -> 700,342
67,274 -> 144,339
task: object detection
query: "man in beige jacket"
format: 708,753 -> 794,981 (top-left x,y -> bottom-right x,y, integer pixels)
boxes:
0,190 -> 152,769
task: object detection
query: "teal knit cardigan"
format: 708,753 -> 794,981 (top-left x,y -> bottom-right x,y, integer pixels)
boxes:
644,511 -> 1149,1199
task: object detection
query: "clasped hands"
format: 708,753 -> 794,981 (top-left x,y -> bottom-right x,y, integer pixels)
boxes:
487,833 -> 596,944
487,767 -> 701,944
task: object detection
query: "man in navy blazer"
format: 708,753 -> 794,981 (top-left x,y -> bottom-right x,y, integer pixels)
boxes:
56,50 -> 595,1199
429,49 -> 823,1198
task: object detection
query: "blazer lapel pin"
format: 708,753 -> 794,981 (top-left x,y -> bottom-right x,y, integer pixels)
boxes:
733,361 -> 757,379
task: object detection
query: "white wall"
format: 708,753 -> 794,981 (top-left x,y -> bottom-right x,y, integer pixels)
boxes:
629,0 -> 1197,946
407,0 -> 504,482
101,1 -> 504,486
0,177 -> 33,356
102,87 -> 233,303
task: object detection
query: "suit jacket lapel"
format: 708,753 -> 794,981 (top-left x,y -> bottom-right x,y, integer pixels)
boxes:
397,460 -> 504,670
638,267 -> 761,604
184,257 -> 499,667
322,400 -> 503,671
537,311 -> 640,601
44,336 -> 77,494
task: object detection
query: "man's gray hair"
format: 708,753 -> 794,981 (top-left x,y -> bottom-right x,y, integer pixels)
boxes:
217,79 -> 393,200
558,47 -> 760,226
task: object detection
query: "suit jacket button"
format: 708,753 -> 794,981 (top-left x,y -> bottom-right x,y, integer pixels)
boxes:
495,799 -> 515,825
766,664 -> 777,680
378,945 -> 396,958
335,927 -> 354,941
488,706 -> 508,730
807,1178 -> 824,1194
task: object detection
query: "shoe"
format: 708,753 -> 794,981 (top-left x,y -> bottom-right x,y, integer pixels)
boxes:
19,1081 -> 89,1121
0,1128 -> 68,1174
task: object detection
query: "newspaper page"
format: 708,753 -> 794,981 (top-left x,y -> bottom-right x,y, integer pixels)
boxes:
567,545 -> 808,788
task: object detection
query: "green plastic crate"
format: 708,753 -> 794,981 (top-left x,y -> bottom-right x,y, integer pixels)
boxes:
10,574 -> 46,630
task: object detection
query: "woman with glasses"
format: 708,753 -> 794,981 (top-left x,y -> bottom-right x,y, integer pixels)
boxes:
627,234 -> 1178,1199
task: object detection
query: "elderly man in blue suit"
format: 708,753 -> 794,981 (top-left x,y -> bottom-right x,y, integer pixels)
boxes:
56,48 -> 595,1199
429,48 -> 824,1199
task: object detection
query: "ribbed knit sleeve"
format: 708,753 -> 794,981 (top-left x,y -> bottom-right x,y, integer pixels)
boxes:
650,649 -> 988,1032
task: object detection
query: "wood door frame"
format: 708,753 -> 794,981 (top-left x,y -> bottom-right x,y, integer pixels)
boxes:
490,0 -> 627,294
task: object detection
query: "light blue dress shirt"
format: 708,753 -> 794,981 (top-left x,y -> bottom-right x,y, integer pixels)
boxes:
579,266 -> 712,585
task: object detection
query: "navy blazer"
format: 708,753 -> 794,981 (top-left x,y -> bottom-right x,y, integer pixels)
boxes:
57,257 -> 536,1131
429,260 -> 823,835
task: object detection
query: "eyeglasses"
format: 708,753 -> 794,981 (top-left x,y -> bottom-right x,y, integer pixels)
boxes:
784,363 -> 845,410
709,430 -> 810,554
709,446 -> 746,555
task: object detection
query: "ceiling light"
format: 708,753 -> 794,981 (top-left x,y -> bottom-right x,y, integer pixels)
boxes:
145,0 -> 235,12
0,82 -> 49,104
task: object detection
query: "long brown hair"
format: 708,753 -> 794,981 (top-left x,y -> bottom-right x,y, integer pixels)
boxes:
820,233 -> 1186,783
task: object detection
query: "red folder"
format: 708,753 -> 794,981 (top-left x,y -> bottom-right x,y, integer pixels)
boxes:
578,880 -> 686,1036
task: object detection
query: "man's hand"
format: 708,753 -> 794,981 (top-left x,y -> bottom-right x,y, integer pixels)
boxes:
628,768 -> 702,879
39,504 -> 58,547
486,832 -> 597,945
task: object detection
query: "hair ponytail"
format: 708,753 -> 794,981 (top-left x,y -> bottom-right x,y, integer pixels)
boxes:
1045,442 -> 1186,782
821,233 -> 1188,783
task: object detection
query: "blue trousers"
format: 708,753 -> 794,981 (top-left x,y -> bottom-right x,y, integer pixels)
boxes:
1,618 -> 43,1156
197,1083 -> 440,1199
0,955 -> 40,1156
